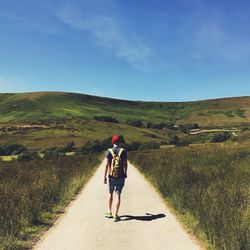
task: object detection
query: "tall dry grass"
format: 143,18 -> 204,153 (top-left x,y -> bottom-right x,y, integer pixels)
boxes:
0,154 -> 100,249
129,144 -> 250,250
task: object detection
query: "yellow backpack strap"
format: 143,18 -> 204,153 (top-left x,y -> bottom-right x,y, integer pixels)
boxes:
118,148 -> 124,157
109,148 -> 115,158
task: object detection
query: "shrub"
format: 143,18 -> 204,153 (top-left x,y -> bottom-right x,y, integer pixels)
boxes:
94,116 -> 119,123
127,119 -> 143,127
179,123 -> 199,133
169,136 -> 189,147
211,132 -> 231,143
80,140 -> 103,153
0,144 -> 26,156
146,122 -> 175,129
79,135 -> 126,154
18,151 -> 40,161
42,142 -> 77,159
43,149 -> 61,159
146,122 -> 165,129
169,135 -> 180,146
58,142 -> 76,153
241,127 -> 249,132
123,142 -> 141,151
234,109 -> 246,118
164,122 -> 175,129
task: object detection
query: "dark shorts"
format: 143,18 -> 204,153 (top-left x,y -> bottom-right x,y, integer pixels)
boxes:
108,177 -> 125,194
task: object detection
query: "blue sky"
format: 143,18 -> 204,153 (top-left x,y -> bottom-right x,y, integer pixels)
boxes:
0,0 -> 250,101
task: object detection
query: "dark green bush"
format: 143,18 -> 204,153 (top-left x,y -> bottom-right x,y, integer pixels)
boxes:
43,142 -> 77,159
59,141 -> 76,153
211,132 -> 231,143
179,123 -> 199,133
79,136 -> 126,154
169,136 -> 189,147
169,135 -> 180,146
234,109 -> 246,118
18,151 -> 40,161
163,122 -> 175,129
146,122 -> 165,129
80,140 -> 104,153
241,127 -> 249,132
123,142 -> 141,151
0,144 -> 26,156
43,149 -> 61,159
94,116 -> 119,123
127,119 -> 143,127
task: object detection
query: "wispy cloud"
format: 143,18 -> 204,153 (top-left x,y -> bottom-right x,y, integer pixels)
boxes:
193,20 -> 250,64
55,3 -> 153,70
0,7 -> 59,34
187,4 -> 250,65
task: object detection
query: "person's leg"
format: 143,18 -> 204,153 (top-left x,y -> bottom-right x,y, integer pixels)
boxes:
114,192 -> 121,217
108,192 -> 113,212
114,178 -> 125,219
105,177 -> 114,218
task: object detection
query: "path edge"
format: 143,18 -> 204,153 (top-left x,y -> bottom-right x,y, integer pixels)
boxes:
129,161 -> 212,250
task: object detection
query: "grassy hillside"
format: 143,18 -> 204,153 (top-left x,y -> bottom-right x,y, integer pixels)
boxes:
0,92 -> 250,149
1,92 -> 250,126
0,92 -> 173,123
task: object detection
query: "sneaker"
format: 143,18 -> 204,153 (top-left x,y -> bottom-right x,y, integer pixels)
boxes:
105,211 -> 113,218
114,215 -> 121,222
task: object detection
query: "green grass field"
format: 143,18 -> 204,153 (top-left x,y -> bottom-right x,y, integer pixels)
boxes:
1,92 -> 250,126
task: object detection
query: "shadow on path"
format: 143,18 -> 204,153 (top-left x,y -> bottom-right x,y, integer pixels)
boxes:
120,213 -> 166,222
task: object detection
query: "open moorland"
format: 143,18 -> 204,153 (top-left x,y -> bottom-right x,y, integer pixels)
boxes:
1,92 -> 250,151
0,92 -> 250,250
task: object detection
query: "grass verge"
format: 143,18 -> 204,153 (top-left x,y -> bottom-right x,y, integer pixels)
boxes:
0,154 -> 101,250
129,144 -> 250,250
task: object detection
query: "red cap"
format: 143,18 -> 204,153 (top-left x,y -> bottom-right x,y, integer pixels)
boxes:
112,135 -> 119,144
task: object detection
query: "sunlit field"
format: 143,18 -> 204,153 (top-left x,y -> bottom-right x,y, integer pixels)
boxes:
130,143 -> 250,250
0,154 -> 100,250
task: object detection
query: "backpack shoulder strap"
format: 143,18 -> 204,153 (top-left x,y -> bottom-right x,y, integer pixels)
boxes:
108,148 -> 116,158
118,148 -> 124,157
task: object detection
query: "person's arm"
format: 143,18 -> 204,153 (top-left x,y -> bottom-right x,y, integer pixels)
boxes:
104,158 -> 109,184
124,159 -> 128,178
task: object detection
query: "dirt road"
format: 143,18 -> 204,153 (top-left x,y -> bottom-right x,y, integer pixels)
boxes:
35,160 -> 202,250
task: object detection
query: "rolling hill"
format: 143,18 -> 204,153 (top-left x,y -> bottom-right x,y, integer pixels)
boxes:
0,92 -> 250,149
0,92 -> 250,126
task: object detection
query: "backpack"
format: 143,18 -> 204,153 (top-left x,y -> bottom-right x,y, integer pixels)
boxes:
108,148 -> 124,178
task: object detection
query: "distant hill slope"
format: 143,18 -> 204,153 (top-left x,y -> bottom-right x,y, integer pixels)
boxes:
0,92 -> 250,127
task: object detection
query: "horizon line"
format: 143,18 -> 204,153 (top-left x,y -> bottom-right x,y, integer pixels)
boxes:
1,90 -> 250,103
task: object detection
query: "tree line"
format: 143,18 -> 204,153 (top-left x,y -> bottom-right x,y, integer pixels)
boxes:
0,137 -> 161,161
